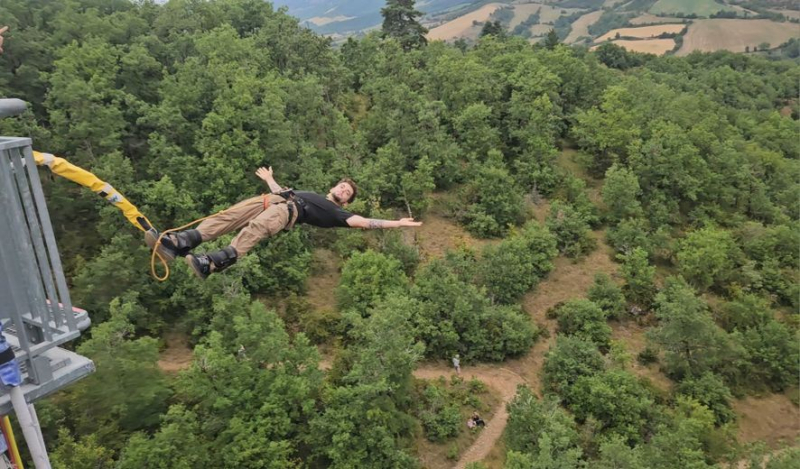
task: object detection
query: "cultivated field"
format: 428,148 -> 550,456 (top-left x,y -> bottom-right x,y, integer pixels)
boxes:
427,3 -> 505,41
592,38 -> 677,55
677,19 -> 800,56
565,10 -> 604,43
528,24 -> 554,37
508,2 -> 584,27
306,15 -> 354,26
771,9 -> 800,20
650,0 -> 735,17
630,13 -> 688,25
596,24 -> 686,42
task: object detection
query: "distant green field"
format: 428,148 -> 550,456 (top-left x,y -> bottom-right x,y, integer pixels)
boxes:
650,0 -> 735,17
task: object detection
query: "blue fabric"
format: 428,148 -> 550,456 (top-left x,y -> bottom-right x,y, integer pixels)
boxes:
0,323 -> 22,387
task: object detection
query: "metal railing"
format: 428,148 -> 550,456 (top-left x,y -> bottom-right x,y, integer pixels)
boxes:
0,103 -> 80,381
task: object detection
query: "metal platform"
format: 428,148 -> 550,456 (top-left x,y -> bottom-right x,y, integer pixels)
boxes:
0,334 -> 94,415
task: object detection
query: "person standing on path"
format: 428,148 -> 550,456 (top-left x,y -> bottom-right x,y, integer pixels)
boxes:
452,354 -> 461,375
147,166 -> 423,279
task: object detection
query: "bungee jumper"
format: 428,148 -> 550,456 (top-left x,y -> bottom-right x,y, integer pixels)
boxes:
146,166 -> 423,279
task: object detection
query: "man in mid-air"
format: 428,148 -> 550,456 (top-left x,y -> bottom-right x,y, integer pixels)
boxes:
147,167 -> 422,279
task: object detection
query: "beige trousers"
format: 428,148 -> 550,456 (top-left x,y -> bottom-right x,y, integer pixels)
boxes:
196,194 -> 296,256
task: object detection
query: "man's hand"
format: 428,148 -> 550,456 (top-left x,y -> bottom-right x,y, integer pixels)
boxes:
397,218 -> 423,227
0,26 -> 8,54
256,166 -> 274,183
256,166 -> 283,193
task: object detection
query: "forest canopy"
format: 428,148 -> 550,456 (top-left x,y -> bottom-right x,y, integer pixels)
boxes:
0,0 -> 797,467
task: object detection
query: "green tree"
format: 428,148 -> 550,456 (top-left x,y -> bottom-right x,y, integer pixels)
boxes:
310,295 -> 422,468
480,21 -> 505,38
587,273 -> 627,319
462,156 -> 525,237
411,258 -> 536,361
603,164 -> 643,221
542,336 -> 604,402
478,222 -> 557,304
596,436 -> 646,469
676,372 -> 735,425
554,299 -> 612,351
736,319 -> 799,392
381,0 -> 428,50
544,28 -> 560,49
337,250 -> 409,315
506,386 -> 580,456
643,397 -> 715,469
174,301 -> 324,468
618,247 -> 656,307
546,200 -> 596,257
117,406 -> 211,469
676,227 -> 740,291
649,277 -> 738,380
67,297 -> 171,448
51,429 -> 114,469
571,369 -> 657,444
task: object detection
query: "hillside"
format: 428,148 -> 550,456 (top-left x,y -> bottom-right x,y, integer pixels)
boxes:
279,0 -> 799,56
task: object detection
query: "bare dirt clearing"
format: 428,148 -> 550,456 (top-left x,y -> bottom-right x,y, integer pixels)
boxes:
734,394 -> 800,447
157,331 -> 193,373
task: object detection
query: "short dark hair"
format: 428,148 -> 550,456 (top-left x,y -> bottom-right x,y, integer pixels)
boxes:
338,178 -> 358,204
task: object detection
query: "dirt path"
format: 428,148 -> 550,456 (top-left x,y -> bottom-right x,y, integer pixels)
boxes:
413,363 -> 526,469
502,230 -> 619,394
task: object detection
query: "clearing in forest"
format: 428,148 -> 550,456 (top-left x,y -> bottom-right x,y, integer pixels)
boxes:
677,19 -> 800,55
596,24 -> 686,42
734,394 -> 800,448
413,366 -> 516,469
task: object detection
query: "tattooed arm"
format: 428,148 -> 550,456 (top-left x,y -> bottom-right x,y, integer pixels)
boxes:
346,216 -> 422,229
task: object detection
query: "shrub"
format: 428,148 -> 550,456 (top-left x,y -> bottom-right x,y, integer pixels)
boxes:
587,273 -> 627,319
546,200 -> 596,257
336,250 -> 408,315
554,299 -> 612,351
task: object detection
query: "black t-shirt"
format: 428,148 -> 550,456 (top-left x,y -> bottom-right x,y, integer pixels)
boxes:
294,191 -> 354,228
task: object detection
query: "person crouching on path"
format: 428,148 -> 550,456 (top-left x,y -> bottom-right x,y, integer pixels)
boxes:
146,167 -> 423,279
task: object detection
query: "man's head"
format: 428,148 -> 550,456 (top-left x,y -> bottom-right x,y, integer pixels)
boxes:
329,178 -> 357,206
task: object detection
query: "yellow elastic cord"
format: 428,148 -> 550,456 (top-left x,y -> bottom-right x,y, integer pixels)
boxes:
32,151 -> 153,232
1,415 -> 23,469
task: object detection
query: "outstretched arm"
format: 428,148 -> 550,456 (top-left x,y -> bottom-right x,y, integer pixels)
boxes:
0,26 -> 8,54
347,216 -> 422,229
256,167 -> 283,193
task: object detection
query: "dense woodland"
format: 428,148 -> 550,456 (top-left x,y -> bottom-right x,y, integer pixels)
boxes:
0,0 -> 798,468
